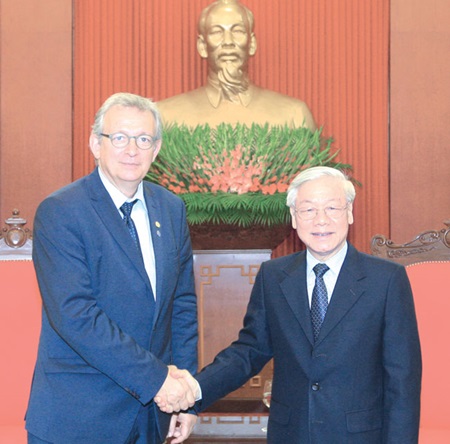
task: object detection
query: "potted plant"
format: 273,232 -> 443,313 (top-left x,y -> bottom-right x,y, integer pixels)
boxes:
146,123 -> 352,249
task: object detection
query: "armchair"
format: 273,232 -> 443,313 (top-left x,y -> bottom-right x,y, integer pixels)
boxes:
371,221 -> 450,443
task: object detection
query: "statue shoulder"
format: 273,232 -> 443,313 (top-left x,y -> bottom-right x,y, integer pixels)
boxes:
251,85 -> 308,107
158,87 -> 214,126
158,87 -> 208,110
250,85 -> 316,130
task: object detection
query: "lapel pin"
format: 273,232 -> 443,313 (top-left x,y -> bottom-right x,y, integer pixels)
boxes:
155,221 -> 161,228
156,230 -> 161,237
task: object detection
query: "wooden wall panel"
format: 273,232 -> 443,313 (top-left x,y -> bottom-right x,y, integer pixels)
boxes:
0,0 -> 72,227
73,0 -> 389,254
194,250 -> 273,399
390,0 -> 450,243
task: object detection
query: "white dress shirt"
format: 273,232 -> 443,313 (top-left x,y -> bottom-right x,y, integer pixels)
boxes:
98,167 -> 157,299
306,243 -> 348,307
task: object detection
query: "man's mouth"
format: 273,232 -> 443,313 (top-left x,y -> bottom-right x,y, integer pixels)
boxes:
312,232 -> 332,237
219,53 -> 239,60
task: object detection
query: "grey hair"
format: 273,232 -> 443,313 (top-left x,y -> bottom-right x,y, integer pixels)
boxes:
198,0 -> 254,35
286,166 -> 356,208
91,92 -> 162,140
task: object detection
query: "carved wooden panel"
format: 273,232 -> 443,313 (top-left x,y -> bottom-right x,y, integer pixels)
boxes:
371,220 -> 450,265
194,250 -> 273,400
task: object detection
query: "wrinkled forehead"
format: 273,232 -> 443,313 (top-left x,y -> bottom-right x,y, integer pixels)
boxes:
103,105 -> 155,131
297,177 -> 347,203
204,3 -> 250,29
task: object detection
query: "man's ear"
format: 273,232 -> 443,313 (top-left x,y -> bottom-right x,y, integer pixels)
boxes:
347,203 -> 354,225
249,33 -> 257,56
197,35 -> 208,59
290,207 -> 298,230
152,140 -> 162,162
89,133 -> 101,160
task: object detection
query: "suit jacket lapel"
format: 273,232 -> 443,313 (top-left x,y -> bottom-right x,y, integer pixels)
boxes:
316,244 -> 365,344
280,252 -> 315,345
85,169 -> 152,291
279,245 -> 366,347
143,184 -> 165,324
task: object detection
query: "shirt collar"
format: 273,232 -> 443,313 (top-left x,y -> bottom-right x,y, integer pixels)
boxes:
98,166 -> 146,211
205,78 -> 253,108
306,242 -> 348,276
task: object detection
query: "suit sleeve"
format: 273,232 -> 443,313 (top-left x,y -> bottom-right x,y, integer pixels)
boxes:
170,201 -> 198,375
382,265 -> 422,442
33,196 -> 168,406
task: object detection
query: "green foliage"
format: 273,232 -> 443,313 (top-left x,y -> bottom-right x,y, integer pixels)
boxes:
145,123 -> 353,227
181,192 -> 290,226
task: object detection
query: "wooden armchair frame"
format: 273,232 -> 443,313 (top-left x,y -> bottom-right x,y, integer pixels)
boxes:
0,209 -> 33,249
371,220 -> 450,265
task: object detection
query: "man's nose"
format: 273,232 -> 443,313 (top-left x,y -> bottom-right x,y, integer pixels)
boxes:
222,29 -> 234,45
314,209 -> 331,223
124,139 -> 139,155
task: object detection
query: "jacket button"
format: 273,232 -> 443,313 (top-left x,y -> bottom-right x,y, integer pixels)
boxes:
311,383 -> 320,391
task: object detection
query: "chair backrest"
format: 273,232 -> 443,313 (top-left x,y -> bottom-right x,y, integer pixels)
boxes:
371,220 -> 450,266
405,261 -> 450,429
0,210 -> 37,443
0,260 -> 41,426
371,221 -> 450,430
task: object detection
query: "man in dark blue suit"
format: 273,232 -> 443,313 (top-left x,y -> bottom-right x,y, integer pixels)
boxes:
25,93 -> 198,444
171,166 -> 422,443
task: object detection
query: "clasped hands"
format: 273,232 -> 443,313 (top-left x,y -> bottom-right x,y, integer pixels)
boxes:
154,365 -> 199,413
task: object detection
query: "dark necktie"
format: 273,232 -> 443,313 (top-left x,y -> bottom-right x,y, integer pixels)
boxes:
311,263 -> 330,342
120,200 -> 142,255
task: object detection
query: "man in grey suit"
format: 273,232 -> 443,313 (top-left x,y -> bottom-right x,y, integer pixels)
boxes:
168,166 -> 422,443
25,93 -> 198,444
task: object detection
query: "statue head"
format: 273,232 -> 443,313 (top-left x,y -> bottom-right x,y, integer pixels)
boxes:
197,0 -> 257,92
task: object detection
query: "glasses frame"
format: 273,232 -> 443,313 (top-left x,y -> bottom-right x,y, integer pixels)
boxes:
292,204 -> 349,221
100,132 -> 158,150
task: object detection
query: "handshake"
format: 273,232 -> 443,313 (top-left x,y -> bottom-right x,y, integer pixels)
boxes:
154,365 -> 200,413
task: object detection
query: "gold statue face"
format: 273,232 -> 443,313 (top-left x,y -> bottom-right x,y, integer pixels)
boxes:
197,2 -> 257,75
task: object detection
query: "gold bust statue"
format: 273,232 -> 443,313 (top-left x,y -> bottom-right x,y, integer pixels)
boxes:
158,0 -> 316,130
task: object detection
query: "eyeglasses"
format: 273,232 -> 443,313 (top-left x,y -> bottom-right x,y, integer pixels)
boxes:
100,132 -> 158,150
292,205 -> 349,221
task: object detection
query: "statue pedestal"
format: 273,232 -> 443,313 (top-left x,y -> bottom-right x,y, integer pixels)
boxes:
190,223 -> 293,250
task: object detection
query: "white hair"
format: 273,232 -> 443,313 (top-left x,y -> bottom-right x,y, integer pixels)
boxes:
91,92 -> 162,140
286,166 -> 356,208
